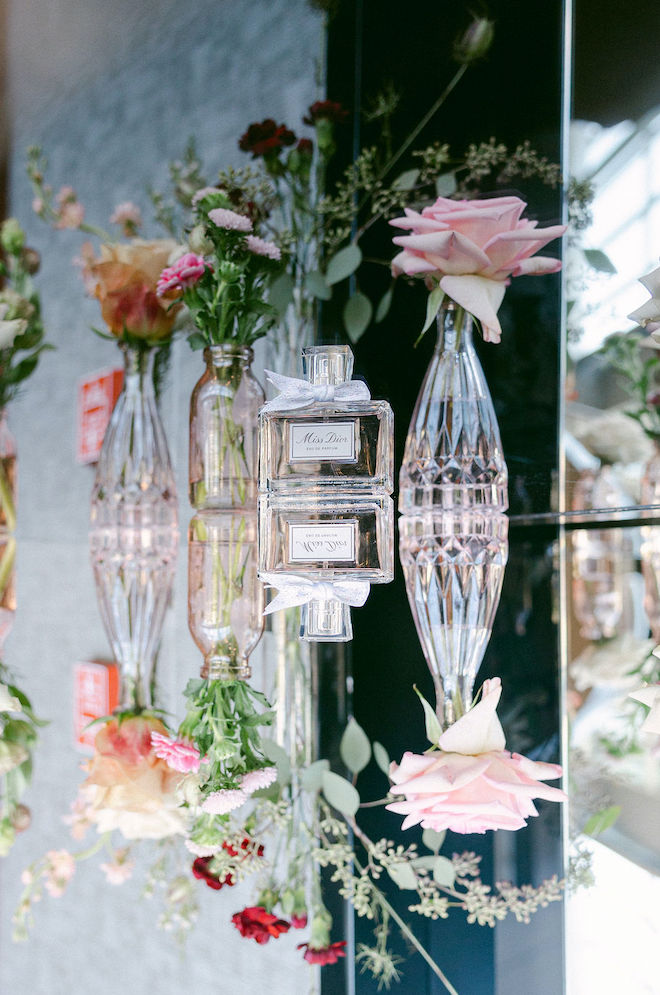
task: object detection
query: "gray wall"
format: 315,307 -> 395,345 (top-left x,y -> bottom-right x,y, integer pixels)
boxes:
1,1 -> 323,992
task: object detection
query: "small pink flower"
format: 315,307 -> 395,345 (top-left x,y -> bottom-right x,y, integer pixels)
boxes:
100,855 -> 134,885
245,235 -> 281,261
55,185 -> 77,205
208,208 -> 253,233
387,678 -> 566,834
110,201 -> 143,236
240,767 -> 277,794
44,850 -> 75,897
21,869 -> 33,886
150,731 -> 201,773
192,186 -> 223,205
32,198 -> 44,216
55,201 -> 85,230
201,788 -> 248,815
156,252 -> 209,298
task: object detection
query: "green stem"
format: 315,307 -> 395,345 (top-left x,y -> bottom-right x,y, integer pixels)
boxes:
0,460 -> 16,532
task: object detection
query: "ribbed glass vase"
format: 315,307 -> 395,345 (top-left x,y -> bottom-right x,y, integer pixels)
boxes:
399,301 -> 508,513
399,511 -> 509,727
89,343 -> 178,711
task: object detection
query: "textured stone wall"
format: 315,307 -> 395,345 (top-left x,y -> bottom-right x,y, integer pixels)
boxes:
1,1 -> 323,992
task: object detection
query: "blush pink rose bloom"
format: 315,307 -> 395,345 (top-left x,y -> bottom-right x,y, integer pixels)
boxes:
390,196 -> 566,343
387,678 -> 565,834
156,252 -> 209,298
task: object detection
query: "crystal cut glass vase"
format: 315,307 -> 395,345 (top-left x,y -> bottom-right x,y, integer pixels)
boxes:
89,344 -> 178,711
399,511 -> 509,726
399,302 -> 508,512
188,511 -> 264,680
189,345 -> 264,510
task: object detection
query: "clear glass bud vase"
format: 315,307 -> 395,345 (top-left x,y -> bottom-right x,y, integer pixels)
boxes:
399,511 -> 509,727
399,301 -> 508,512
189,345 -> 265,510
188,511 -> 264,680
89,343 -> 178,711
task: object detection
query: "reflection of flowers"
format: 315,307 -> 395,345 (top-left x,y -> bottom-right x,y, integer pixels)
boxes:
390,195 -> 565,342
570,634 -> 655,692
82,715 -> 188,840
387,678 -> 565,833
298,940 -> 347,965
629,684 -> 660,734
628,261 -> 660,334
231,905 -> 290,944
0,664 -> 43,856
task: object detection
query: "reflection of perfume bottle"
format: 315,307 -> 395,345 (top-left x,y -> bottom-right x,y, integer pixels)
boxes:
259,345 -> 393,494
259,494 -> 394,642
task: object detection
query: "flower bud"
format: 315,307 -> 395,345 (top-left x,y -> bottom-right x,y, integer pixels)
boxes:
21,247 -> 41,275
454,17 -> 495,63
0,219 -> 25,255
188,225 -> 214,256
11,804 -> 31,833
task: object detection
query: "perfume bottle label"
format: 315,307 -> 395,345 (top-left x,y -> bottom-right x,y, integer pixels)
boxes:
288,421 -> 356,462
288,521 -> 357,562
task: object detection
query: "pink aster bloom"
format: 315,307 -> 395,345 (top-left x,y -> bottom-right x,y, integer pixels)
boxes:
390,195 -> 565,343
156,253 -> 209,298
150,731 -> 201,773
245,235 -> 281,261
208,207 -> 253,233
192,186 -> 223,205
387,678 -> 566,834
201,788 -> 248,815
240,766 -> 277,794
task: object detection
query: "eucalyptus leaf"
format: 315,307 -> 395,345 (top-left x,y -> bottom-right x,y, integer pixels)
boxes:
301,759 -> 330,793
435,171 -> 457,197
187,333 -> 207,351
414,686 -> 442,746
325,244 -> 362,286
343,292 -> 373,343
433,856 -> 456,887
386,861 -> 418,890
268,272 -> 295,315
583,804 -> 621,836
373,740 -> 390,776
392,168 -> 420,191
322,770 -> 360,817
305,270 -> 332,301
422,827 -> 446,854
340,717 -> 371,775
261,737 -> 291,786
584,249 -> 617,275
375,285 -> 393,324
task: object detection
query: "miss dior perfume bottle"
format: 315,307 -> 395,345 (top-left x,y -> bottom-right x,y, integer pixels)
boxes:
259,345 -> 393,494
259,493 -> 394,641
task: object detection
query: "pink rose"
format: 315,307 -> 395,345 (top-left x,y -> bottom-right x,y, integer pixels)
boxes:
157,252 -> 209,298
390,196 -> 565,342
387,678 -> 565,834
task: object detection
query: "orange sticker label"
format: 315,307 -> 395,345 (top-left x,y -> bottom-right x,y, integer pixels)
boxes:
73,661 -> 119,752
76,367 -> 123,464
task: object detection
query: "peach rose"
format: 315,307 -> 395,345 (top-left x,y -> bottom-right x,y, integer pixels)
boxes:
82,715 -> 188,840
84,238 -> 181,340
387,678 -> 565,834
390,196 -> 565,342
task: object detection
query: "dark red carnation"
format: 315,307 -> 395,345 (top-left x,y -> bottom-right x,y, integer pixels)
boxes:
191,856 -> 234,891
232,906 -> 290,944
298,941 -> 347,965
303,101 -> 348,126
291,914 -> 308,929
239,119 -> 296,158
296,138 -> 313,156
222,838 -> 264,858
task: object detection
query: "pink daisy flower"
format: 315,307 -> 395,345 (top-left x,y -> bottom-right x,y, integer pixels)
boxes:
150,731 -> 201,773
245,235 -> 281,261
208,208 -> 253,233
240,767 -> 277,794
201,788 -> 248,815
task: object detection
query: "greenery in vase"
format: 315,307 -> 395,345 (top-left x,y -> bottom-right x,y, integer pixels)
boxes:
599,331 -> 660,442
0,663 -> 47,857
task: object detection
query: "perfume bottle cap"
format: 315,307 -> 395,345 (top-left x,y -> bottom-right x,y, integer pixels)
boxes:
302,345 -> 354,386
299,597 -> 353,642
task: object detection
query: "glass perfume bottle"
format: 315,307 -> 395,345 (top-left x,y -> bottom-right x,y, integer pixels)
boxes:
259,493 -> 394,642
259,345 -> 393,494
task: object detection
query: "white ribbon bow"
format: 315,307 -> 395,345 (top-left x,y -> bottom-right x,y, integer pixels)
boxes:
261,369 -> 371,412
260,573 -> 371,615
